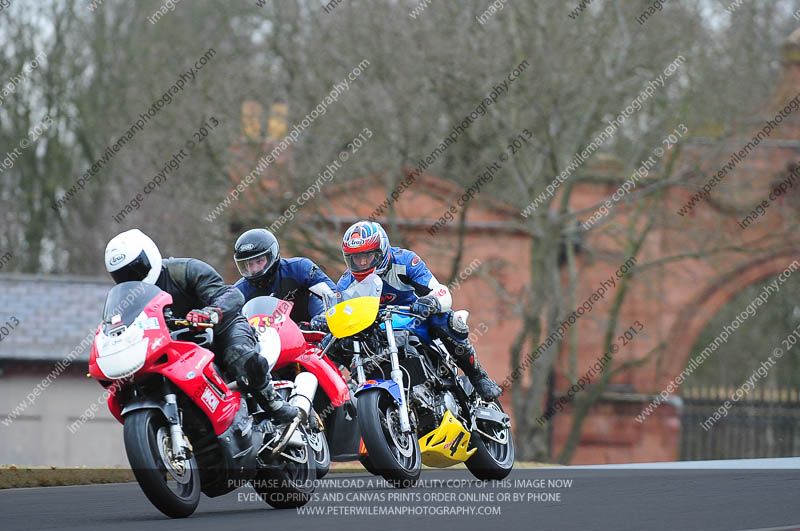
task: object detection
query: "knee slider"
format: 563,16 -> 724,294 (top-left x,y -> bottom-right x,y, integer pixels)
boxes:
448,311 -> 470,340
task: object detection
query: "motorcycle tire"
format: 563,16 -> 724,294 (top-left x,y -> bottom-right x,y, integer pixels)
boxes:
465,399 -> 515,480
253,427 -> 317,509
123,409 -> 201,518
359,454 -> 381,476
357,388 -> 421,488
307,426 -> 331,479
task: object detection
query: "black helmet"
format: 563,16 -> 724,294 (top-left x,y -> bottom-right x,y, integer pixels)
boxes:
234,228 -> 280,289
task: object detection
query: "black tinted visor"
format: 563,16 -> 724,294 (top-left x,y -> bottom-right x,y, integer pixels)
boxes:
110,250 -> 152,284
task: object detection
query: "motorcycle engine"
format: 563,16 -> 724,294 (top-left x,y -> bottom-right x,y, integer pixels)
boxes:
411,385 -> 460,417
411,386 -> 461,434
411,383 -> 436,411
437,391 -> 460,419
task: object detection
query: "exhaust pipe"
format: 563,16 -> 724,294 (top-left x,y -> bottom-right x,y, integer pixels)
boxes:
289,372 -> 318,421
270,372 -> 318,455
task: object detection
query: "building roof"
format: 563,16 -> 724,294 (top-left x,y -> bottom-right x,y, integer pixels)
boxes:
0,274 -> 111,362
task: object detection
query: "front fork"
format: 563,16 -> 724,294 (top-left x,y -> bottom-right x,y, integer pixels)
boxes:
162,379 -> 189,460
383,318 -> 412,433
351,317 -> 412,433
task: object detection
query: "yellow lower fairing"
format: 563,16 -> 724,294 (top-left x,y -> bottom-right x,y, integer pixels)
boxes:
418,411 -> 476,467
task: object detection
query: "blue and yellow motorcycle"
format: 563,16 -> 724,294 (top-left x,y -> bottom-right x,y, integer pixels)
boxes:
323,274 -> 514,487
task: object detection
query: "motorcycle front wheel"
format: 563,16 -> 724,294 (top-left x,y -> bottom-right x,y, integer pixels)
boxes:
359,454 -> 381,476
123,409 -> 201,518
357,388 -> 421,488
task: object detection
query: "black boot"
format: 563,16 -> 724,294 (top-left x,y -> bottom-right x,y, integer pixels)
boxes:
450,341 -> 501,401
241,354 -> 299,423
254,381 -> 300,424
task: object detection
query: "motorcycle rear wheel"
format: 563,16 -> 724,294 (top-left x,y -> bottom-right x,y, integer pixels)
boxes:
253,427 -> 317,509
307,422 -> 331,479
466,399 -> 515,480
123,409 -> 201,518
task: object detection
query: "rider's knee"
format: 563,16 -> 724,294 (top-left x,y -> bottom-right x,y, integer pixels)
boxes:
446,311 -> 469,341
221,343 -> 257,380
243,354 -> 270,389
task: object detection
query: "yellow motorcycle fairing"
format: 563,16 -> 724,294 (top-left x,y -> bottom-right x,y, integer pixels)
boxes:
418,410 -> 476,467
326,295 -> 380,338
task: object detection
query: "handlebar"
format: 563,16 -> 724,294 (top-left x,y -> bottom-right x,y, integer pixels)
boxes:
170,319 -> 214,329
380,305 -> 421,318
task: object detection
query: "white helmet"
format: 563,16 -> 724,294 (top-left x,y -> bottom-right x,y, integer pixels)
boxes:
104,229 -> 163,285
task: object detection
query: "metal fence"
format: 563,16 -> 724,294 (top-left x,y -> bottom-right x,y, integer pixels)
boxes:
680,386 -> 800,460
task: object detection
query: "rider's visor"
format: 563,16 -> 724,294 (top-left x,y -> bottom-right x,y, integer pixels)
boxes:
344,250 -> 382,273
110,250 -> 152,284
235,249 -> 275,279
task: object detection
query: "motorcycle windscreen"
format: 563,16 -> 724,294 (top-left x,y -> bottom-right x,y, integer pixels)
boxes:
322,272 -> 383,309
242,295 -> 294,329
326,296 -> 380,338
102,281 -> 163,334
97,281 -> 163,379
325,273 -> 382,338
344,273 -> 383,300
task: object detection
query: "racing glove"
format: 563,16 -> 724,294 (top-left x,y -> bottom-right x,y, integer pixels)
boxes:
186,306 -> 222,327
309,313 -> 330,333
412,295 -> 440,318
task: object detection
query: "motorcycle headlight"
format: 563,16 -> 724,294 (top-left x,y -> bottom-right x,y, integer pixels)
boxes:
95,312 -> 150,379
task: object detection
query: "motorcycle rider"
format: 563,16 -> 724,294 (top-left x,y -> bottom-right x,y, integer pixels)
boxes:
103,229 -> 299,422
233,228 -> 337,324
327,220 -> 501,401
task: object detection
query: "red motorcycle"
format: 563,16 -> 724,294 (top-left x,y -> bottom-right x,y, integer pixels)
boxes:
88,281 -> 316,518
241,296 -> 370,477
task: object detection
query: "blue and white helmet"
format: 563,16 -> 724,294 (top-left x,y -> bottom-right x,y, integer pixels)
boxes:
341,221 -> 391,281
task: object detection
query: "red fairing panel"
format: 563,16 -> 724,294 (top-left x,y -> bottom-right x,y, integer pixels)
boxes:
274,345 -> 350,406
90,290 -> 241,435
159,344 -> 241,435
251,304 -> 351,406
276,314 -> 309,359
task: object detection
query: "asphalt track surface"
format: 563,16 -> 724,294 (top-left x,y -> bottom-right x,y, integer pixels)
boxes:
2,460 -> 799,531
